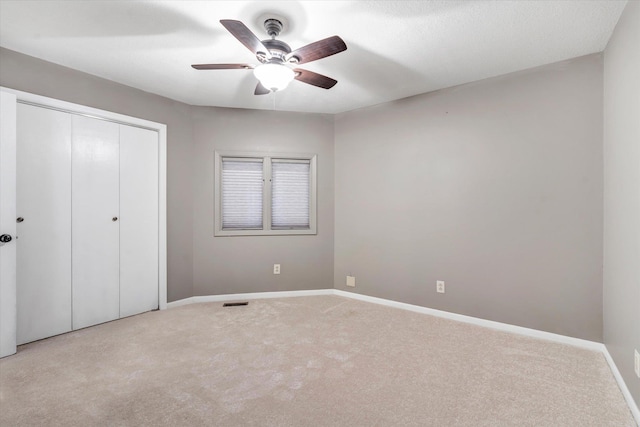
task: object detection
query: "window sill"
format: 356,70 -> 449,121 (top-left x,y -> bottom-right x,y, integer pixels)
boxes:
214,227 -> 317,237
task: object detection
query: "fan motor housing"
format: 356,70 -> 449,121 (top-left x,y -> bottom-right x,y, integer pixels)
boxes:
259,39 -> 291,62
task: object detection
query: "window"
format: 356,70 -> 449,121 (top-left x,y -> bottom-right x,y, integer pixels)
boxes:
214,151 -> 317,236
221,158 -> 263,230
271,159 -> 310,229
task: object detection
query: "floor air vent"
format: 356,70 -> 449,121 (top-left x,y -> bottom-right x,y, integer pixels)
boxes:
223,302 -> 249,307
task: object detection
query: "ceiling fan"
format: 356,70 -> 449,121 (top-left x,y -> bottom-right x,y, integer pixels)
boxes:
192,18 -> 347,95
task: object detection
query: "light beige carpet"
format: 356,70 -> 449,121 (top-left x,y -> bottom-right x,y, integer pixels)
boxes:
0,295 -> 635,426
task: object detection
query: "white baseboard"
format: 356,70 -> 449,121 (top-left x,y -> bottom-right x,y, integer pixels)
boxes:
602,346 -> 640,424
168,288 -> 638,424
332,290 -> 603,351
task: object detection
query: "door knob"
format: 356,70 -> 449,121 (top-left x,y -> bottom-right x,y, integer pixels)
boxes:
112,217 -> 118,222
0,234 -> 12,243
17,217 -> 24,223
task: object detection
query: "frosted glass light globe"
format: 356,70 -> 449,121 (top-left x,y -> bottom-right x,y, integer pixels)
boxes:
253,63 -> 295,91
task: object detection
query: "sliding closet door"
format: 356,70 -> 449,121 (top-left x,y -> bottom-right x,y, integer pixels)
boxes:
72,115 -> 120,330
119,125 -> 159,317
16,104 -> 72,344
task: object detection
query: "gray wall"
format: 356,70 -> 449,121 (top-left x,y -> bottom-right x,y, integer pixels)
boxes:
603,0 -> 640,407
190,107 -> 334,295
0,47 -> 336,301
334,54 -> 604,341
0,48 -> 194,302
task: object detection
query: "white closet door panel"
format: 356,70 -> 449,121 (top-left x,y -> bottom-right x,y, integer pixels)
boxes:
119,125 -> 158,317
1,91 -> 17,356
16,104 -> 72,345
72,115 -> 120,330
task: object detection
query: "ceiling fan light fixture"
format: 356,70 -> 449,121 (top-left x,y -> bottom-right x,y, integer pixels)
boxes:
192,19 -> 347,95
253,63 -> 295,91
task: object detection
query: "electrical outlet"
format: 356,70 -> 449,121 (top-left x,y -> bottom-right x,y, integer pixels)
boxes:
635,349 -> 640,378
436,280 -> 445,294
273,264 -> 280,275
346,276 -> 356,287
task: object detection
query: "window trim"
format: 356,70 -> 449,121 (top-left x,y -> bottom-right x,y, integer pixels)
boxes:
214,150 -> 317,236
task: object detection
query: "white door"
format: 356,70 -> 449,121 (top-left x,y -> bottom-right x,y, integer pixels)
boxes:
119,125 -> 159,317
72,115 -> 120,330
16,104 -> 72,344
0,91 -> 17,357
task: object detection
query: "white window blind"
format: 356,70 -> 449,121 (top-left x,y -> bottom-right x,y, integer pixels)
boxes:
271,159 -> 310,229
215,151 -> 316,236
222,158 -> 263,229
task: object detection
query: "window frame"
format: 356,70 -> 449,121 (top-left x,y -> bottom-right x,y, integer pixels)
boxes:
214,151 -> 317,236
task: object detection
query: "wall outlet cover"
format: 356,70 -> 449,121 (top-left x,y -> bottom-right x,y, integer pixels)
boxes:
436,280 -> 445,294
346,276 -> 356,287
273,264 -> 280,275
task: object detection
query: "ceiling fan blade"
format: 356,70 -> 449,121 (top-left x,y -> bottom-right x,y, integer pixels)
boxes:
191,64 -> 253,70
254,82 -> 270,95
286,36 -> 347,65
220,19 -> 271,59
294,69 -> 338,89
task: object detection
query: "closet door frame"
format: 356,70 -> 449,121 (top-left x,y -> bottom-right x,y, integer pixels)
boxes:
1,86 -> 168,312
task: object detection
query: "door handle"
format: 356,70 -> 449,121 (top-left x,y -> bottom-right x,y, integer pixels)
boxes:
112,217 -> 118,222
0,234 -> 12,243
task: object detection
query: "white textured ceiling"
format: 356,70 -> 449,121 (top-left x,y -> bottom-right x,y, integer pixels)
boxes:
0,1 -> 627,114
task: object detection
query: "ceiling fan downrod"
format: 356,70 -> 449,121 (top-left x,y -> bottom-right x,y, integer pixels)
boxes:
260,19 -> 292,64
